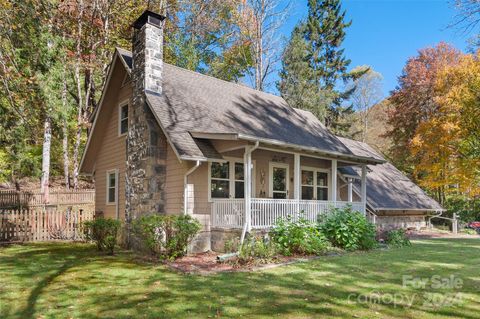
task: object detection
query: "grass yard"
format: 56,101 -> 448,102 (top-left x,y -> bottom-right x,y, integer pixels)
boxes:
1,239 -> 479,319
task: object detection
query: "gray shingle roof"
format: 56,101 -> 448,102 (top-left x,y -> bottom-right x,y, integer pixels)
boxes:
338,137 -> 444,211
118,48 -> 381,163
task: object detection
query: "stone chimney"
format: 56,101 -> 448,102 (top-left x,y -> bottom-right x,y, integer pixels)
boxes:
126,11 -> 168,234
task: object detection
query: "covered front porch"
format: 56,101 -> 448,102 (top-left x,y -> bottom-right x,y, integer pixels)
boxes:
212,199 -> 365,229
203,140 -> 370,230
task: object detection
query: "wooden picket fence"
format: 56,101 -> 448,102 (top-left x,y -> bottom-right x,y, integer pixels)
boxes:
0,189 -> 95,208
0,207 -> 94,242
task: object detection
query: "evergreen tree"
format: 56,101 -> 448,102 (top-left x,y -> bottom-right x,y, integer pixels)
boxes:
278,0 -> 356,135
277,23 -> 332,120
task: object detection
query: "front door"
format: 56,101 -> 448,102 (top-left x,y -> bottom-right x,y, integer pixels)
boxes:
270,163 -> 289,199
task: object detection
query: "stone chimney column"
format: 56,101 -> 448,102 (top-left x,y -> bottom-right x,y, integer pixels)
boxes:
126,11 -> 168,233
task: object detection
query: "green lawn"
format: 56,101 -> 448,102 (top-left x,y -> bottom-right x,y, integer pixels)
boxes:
1,239 -> 479,319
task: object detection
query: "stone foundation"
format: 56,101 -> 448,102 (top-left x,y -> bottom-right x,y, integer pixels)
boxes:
210,228 -> 243,253
189,231 -> 211,253
376,215 -> 427,231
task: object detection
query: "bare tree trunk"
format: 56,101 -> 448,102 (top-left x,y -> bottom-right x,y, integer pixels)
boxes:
362,110 -> 368,143
255,16 -> 263,91
40,115 -> 51,203
243,0 -> 287,91
62,118 -> 70,189
72,0 -> 84,190
61,58 -> 71,190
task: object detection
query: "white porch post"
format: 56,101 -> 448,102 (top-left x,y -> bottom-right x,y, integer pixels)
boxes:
331,159 -> 337,202
294,153 -> 301,214
294,153 -> 300,200
347,178 -> 353,202
244,148 -> 252,231
361,165 -> 367,214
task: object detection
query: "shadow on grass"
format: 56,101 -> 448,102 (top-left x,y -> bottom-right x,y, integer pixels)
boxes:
1,239 -> 479,319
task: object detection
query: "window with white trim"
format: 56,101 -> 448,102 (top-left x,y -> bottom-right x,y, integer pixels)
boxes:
210,162 -> 230,198
210,160 -> 248,199
106,170 -> 117,204
119,104 -> 128,135
301,167 -> 329,200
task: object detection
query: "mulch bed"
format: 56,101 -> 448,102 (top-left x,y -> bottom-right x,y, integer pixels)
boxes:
166,252 -> 328,275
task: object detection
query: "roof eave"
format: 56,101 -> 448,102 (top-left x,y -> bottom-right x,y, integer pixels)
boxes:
373,207 -> 446,212
191,131 -> 385,165
237,133 -> 385,165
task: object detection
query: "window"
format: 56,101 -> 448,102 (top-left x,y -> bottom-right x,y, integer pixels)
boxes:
210,162 -> 229,198
119,103 -> 128,135
301,167 -> 329,200
106,170 -> 118,204
209,160 -> 250,200
234,162 -> 245,198
270,163 -> 289,199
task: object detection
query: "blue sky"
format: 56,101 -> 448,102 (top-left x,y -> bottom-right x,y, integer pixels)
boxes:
273,0 -> 470,96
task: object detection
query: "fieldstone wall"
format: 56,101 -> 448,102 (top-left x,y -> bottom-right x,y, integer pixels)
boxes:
376,215 -> 427,231
125,19 -> 167,242
210,228 -> 242,252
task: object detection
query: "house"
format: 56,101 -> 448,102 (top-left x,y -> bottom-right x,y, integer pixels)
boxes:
80,11 -> 442,251
337,137 -> 444,230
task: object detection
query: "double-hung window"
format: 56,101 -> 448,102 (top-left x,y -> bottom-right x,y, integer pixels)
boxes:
119,103 -> 128,136
210,162 -> 230,198
210,160 -> 248,199
106,170 -> 118,204
301,167 -> 329,200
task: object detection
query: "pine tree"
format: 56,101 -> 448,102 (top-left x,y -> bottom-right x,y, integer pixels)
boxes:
278,0 -> 355,135
277,23 -> 332,120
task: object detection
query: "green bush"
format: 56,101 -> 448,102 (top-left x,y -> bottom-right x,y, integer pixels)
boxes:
461,228 -> 478,235
321,206 -> 377,251
84,218 -> 121,255
132,214 -> 201,260
270,215 -> 330,256
385,229 -> 412,248
238,235 -> 277,264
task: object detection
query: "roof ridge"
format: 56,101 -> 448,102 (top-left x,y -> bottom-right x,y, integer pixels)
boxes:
115,46 -> 287,104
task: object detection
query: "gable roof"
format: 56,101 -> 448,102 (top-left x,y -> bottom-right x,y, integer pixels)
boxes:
116,48 -> 383,164
338,137 -> 444,212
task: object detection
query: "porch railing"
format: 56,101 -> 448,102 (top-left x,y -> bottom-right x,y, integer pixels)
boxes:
211,198 -> 366,229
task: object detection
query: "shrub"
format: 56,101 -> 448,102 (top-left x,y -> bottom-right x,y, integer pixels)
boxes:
320,206 -> 377,251
224,237 -> 240,253
385,229 -> 412,248
461,228 -> 478,235
270,215 -> 330,256
84,218 -> 121,255
238,235 -> 277,264
132,214 -> 201,260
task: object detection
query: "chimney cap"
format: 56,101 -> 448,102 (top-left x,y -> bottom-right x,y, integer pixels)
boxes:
132,10 -> 166,29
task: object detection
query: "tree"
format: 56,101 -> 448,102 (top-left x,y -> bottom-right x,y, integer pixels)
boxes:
386,42 -> 461,174
278,0 -> 356,135
347,65 -> 383,142
235,0 -> 289,91
411,51 -> 480,203
306,0 -> 355,134
278,24 -> 333,120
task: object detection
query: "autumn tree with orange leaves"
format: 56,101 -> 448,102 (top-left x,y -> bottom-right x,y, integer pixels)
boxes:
388,42 -> 480,215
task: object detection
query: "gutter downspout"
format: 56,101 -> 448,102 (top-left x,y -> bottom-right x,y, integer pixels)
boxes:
184,160 -> 201,215
240,141 -> 259,245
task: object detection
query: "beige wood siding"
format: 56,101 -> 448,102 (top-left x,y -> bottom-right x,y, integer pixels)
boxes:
165,144 -> 187,214
93,66 -> 131,220
188,162 -> 211,230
